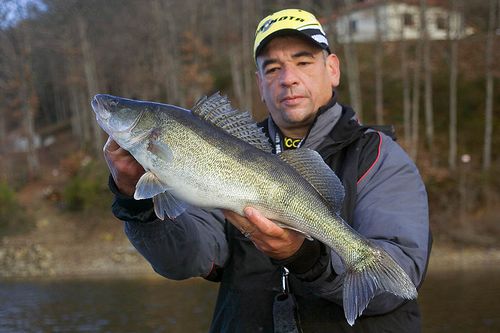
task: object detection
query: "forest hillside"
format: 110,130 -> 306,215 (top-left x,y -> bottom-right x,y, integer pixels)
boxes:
0,0 -> 499,277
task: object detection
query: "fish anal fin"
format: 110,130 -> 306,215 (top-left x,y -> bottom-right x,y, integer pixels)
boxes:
153,192 -> 188,220
279,149 -> 345,212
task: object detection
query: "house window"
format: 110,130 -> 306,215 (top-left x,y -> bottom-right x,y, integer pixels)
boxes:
436,15 -> 447,30
349,19 -> 357,33
403,13 -> 414,27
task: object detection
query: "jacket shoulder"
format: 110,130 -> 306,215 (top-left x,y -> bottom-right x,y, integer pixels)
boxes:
356,130 -> 384,182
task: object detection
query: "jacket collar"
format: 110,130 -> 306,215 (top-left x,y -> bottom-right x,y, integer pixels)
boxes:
266,92 -> 361,152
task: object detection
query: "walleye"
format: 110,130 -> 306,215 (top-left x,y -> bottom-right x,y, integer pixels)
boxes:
91,92 -> 417,325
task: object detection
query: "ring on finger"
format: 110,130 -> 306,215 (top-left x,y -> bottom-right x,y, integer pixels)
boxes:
241,229 -> 253,238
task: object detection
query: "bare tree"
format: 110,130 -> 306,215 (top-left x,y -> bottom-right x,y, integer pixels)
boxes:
226,1 -> 255,112
410,33 -> 423,160
483,0 -> 498,171
77,14 -> 103,156
374,0 -> 385,124
421,0 -> 435,164
448,0 -> 460,171
398,5 -> 412,145
0,3 -> 11,181
151,0 -> 183,106
19,24 -> 40,179
62,33 -> 87,146
241,1 -> 254,113
0,1 -> 42,180
343,0 -> 363,120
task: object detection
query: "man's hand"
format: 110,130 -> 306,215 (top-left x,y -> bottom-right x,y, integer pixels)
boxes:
223,207 -> 305,260
103,136 -> 145,197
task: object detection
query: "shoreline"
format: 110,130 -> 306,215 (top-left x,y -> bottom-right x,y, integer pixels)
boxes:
427,243 -> 500,272
2,235 -> 500,280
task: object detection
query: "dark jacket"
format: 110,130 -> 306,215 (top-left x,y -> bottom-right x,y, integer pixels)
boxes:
110,101 -> 430,332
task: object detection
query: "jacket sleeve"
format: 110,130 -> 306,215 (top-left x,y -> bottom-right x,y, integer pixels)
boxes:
109,177 -> 229,280
290,132 -> 430,315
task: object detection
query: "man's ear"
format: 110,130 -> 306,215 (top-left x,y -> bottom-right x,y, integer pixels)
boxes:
326,53 -> 341,88
255,70 -> 265,103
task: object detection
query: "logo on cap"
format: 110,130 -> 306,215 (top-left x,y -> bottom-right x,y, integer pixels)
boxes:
258,16 -> 306,34
259,19 -> 274,33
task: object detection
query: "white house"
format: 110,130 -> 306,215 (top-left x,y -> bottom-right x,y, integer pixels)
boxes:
333,0 -> 474,43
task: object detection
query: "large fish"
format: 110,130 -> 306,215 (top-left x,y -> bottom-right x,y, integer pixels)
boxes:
91,93 -> 417,325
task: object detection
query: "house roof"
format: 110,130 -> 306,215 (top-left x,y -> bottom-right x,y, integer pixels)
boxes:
340,0 -> 451,13
321,0 -> 454,21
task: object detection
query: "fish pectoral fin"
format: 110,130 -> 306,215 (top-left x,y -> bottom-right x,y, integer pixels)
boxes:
134,171 -> 169,200
147,140 -> 173,163
274,222 -> 314,241
153,191 -> 188,220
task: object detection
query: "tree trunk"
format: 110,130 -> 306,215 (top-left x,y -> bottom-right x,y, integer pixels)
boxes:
0,103 -> 6,182
343,0 -> 363,120
410,39 -> 422,161
241,2 -> 254,113
153,0 -> 183,106
77,15 -> 103,155
20,24 -> 40,180
226,0 -> 245,108
374,1 -> 385,124
421,0 -> 435,164
448,0 -> 459,171
399,8 -> 411,145
483,0 -> 497,171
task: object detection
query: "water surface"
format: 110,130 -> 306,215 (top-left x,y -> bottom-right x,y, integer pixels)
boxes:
0,268 -> 498,332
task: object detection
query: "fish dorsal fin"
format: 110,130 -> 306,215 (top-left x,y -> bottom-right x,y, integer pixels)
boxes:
279,148 -> 345,212
192,93 -> 272,153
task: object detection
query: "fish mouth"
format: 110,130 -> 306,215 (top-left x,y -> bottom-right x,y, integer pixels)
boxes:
91,95 -> 111,121
91,94 -> 144,134
91,96 -> 112,138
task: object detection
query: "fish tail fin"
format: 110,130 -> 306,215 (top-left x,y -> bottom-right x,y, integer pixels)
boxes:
343,250 -> 417,326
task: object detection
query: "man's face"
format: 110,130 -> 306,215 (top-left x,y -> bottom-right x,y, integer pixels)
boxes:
256,36 -> 340,137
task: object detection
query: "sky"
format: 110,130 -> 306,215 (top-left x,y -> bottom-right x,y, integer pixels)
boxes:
0,0 -> 47,28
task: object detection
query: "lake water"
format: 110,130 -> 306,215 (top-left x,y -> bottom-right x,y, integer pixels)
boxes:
0,268 -> 499,332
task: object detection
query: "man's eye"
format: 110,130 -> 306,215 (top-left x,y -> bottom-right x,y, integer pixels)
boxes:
298,61 -> 311,66
265,67 -> 279,75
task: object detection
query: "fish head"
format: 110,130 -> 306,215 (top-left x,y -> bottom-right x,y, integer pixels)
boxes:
92,94 -> 153,148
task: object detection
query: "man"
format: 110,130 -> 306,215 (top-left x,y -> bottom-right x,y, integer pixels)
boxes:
104,9 -> 430,332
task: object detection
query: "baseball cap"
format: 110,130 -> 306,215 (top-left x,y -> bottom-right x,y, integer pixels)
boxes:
253,9 -> 331,60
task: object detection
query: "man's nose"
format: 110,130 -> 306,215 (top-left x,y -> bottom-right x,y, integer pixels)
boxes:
279,65 -> 299,87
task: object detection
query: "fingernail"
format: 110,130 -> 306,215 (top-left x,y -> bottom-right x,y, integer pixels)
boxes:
244,207 -> 253,218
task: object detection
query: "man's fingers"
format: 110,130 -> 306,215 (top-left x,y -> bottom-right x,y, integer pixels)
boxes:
103,136 -> 120,154
224,207 -> 288,238
222,209 -> 255,235
244,207 -> 284,237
